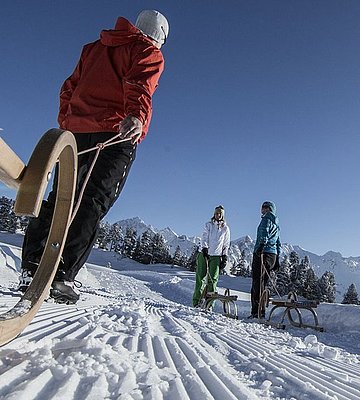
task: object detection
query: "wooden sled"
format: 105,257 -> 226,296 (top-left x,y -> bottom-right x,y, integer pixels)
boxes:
0,129 -> 77,346
197,256 -> 238,319
259,290 -> 324,332
200,288 -> 238,319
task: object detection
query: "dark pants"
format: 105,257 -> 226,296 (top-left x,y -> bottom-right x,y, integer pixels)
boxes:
250,252 -> 276,315
22,132 -> 136,281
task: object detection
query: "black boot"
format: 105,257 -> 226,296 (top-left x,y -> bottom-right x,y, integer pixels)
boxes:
50,272 -> 81,304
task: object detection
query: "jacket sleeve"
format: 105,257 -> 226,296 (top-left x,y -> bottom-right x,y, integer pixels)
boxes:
201,222 -> 210,249
257,217 -> 271,246
222,226 -> 231,256
276,235 -> 281,255
123,43 -> 164,134
57,45 -> 88,127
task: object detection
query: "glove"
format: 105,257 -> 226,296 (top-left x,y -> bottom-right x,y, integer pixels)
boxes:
273,255 -> 281,271
219,255 -> 227,270
118,115 -> 143,144
255,244 -> 264,257
202,247 -> 209,259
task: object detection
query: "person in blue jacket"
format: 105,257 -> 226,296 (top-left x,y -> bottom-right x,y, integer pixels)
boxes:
249,201 -> 281,318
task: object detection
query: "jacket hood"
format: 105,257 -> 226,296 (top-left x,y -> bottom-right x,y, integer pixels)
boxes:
100,17 -> 153,47
262,201 -> 277,215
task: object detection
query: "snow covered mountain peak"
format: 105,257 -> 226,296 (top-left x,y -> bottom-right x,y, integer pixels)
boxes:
114,217 -> 360,300
158,227 -> 178,242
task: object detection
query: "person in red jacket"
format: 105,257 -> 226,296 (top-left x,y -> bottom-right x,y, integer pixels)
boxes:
19,10 -> 169,303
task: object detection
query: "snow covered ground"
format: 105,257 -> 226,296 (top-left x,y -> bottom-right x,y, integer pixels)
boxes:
0,233 -> 359,399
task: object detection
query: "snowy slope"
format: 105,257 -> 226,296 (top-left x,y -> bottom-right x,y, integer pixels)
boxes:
0,235 -> 360,399
115,218 -> 360,299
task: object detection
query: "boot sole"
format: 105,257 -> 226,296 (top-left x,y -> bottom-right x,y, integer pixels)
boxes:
50,289 -> 79,305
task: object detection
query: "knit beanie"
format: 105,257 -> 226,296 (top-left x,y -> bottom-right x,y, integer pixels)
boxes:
135,10 -> 169,46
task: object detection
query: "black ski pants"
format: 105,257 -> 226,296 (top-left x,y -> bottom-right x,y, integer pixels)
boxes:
250,252 -> 277,315
22,132 -> 136,281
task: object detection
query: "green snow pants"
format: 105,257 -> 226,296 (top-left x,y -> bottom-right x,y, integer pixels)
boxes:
192,253 -> 220,307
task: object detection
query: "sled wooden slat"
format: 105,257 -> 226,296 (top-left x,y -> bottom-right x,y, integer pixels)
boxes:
206,293 -> 238,302
0,129 -> 77,346
0,137 -> 26,189
271,299 -> 319,309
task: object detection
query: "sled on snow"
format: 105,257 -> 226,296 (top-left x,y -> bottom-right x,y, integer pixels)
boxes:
253,255 -> 324,332
259,290 -> 324,332
0,129 -> 77,346
201,288 -> 238,319
198,257 -> 238,319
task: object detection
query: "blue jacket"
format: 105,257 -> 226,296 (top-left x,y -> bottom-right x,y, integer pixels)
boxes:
254,201 -> 281,255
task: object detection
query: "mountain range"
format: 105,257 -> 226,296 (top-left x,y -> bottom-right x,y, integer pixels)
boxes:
116,217 -> 360,300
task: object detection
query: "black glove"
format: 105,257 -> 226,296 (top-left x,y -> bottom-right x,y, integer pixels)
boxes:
273,255 -> 281,271
219,255 -> 227,270
255,244 -> 264,257
202,247 -> 209,259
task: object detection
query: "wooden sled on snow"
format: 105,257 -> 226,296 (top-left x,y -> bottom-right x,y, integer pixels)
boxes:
0,129 -> 77,346
259,290 -> 324,332
197,256 -> 238,319
199,287 -> 238,319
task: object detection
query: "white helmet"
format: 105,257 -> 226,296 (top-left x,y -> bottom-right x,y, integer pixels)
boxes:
135,10 -> 169,46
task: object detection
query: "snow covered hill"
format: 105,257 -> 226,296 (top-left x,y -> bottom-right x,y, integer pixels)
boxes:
115,217 -> 360,299
0,234 -> 359,399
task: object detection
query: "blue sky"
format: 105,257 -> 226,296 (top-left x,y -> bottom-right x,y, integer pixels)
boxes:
1,0 -> 360,257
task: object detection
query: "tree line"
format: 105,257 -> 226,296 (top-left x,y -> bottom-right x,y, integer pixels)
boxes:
0,196 -> 28,233
96,221 -> 197,268
1,195 -> 358,304
231,248 -> 359,304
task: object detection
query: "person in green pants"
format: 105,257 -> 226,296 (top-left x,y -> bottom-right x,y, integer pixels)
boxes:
192,205 -> 231,307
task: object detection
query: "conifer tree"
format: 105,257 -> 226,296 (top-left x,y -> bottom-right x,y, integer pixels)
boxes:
303,267 -> 321,300
109,223 -> 124,253
296,256 -> 311,297
342,283 -> 359,305
123,227 -> 137,258
179,254 -> 189,268
288,251 -> 301,293
232,250 -> 251,277
151,233 -> 170,264
275,255 -> 291,296
187,246 -> 198,271
319,271 -> 336,303
0,196 -> 17,233
133,229 -> 153,263
96,221 -> 112,249
173,245 -> 182,266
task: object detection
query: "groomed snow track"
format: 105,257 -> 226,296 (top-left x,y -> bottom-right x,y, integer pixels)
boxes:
0,286 -> 359,400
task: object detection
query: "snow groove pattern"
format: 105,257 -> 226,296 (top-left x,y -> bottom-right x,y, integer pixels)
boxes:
0,264 -> 359,399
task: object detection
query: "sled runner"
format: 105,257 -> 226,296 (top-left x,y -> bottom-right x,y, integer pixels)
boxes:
257,258 -> 324,332
259,290 -> 324,331
0,129 -> 77,346
198,258 -> 238,319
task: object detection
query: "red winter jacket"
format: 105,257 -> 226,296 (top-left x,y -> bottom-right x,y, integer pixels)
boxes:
58,17 -> 164,142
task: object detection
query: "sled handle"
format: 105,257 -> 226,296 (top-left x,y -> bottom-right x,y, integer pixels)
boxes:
0,128 -> 77,346
14,129 -> 76,217
0,137 -> 26,189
